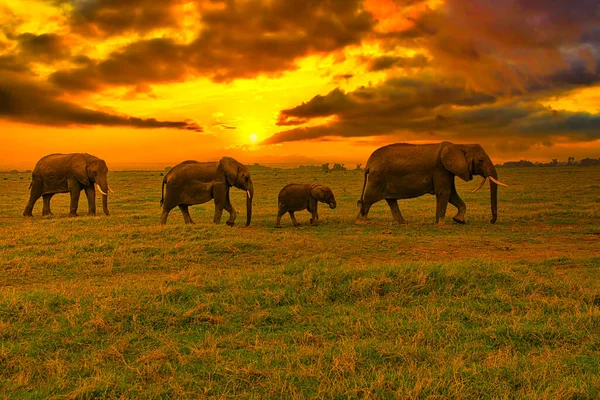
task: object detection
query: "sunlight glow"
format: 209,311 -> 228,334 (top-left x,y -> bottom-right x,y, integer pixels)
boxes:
249,133 -> 258,143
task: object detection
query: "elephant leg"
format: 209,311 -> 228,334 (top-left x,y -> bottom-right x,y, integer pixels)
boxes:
224,196 -> 237,227
449,184 -> 467,224
159,205 -> 174,225
42,194 -> 54,216
308,198 -> 318,225
385,199 -> 407,224
212,184 -> 227,224
356,183 -> 380,224
356,201 -> 373,224
275,208 -> 286,228
435,191 -> 451,224
69,188 -> 81,217
178,205 -> 195,224
84,186 -> 96,215
289,211 -> 300,226
24,180 -> 43,216
310,205 -> 319,225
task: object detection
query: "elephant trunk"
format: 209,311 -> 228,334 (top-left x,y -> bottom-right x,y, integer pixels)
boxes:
246,182 -> 254,226
102,192 -> 110,216
97,177 -> 110,216
489,166 -> 498,224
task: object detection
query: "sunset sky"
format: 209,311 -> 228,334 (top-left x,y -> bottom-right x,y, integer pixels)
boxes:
1,0 -> 599,169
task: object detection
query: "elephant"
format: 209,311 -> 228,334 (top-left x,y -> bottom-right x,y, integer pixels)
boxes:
159,157 -> 254,226
23,153 -> 111,217
356,142 -> 508,225
275,183 -> 336,228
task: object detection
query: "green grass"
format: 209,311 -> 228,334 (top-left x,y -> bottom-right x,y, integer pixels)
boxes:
1,166 -> 599,398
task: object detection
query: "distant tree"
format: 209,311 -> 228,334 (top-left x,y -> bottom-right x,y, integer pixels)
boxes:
355,163 -> 363,170
331,163 -> 347,172
321,163 -> 330,173
551,159 -> 558,166
567,156 -> 575,165
501,160 -> 534,167
580,158 -> 600,166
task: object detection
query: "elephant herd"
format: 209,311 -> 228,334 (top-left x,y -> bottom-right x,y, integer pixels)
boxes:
23,142 -> 508,226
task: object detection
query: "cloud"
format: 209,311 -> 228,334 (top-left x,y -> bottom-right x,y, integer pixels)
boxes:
48,0 -> 375,91
17,33 -> 70,62
55,0 -> 182,37
366,54 -> 428,72
384,0 -> 600,93
263,77 -> 600,146
0,72 -> 202,131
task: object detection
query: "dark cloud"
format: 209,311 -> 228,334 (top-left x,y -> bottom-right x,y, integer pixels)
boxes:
49,0 -> 375,91
263,76 -> 599,145
276,78 -> 497,128
367,54 -> 428,72
0,72 -> 202,131
55,0 -> 182,37
17,33 -> 69,62
0,54 -> 31,73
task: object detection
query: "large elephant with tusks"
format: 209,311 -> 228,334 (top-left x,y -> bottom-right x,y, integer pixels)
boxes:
23,153 -> 111,217
160,157 -> 254,226
356,142 -> 508,225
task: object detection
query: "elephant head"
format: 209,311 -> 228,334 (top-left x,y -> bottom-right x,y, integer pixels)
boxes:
72,154 -> 111,215
441,144 -> 507,223
219,157 -> 254,226
311,185 -> 337,209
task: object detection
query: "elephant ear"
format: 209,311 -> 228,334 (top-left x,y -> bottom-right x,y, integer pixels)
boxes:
220,157 -> 240,186
310,185 -> 326,201
70,154 -> 91,186
441,145 -> 470,182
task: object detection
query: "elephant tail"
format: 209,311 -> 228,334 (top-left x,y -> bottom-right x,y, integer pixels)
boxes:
357,167 -> 369,208
160,176 -> 166,206
28,182 -> 32,190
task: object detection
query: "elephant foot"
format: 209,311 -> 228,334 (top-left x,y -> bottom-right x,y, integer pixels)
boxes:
274,224 -> 282,228
293,223 -> 301,227
453,216 -> 465,224
226,221 -> 235,227
355,217 -> 369,225
88,212 -> 96,216
23,212 -> 33,217
104,212 -> 110,216
69,213 -> 78,218
392,219 -> 407,225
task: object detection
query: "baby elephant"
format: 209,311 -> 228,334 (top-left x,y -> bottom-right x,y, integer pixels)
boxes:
275,183 -> 337,228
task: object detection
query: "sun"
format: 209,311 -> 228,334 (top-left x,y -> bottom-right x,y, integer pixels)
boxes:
249,133 -> 258,143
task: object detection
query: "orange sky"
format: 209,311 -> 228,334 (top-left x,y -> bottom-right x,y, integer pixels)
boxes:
1,0 -> 599,169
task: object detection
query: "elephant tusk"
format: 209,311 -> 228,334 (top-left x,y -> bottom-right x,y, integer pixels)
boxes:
489,176 -> 509,187
108,187 -> 114,193
246,190 -> 251,199
472,177 -> 487,193
95,184 -> 108,196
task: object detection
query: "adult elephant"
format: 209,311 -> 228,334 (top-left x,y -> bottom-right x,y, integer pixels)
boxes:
160,157 -> 254,226
356,142 -> 508,225
23,153 -> 111,217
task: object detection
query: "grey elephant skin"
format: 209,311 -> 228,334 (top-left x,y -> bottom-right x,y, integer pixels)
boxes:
357,142 -> 508,225
275,184 -> 337,228
24,153 -> 111,217
160,157 -> 254,226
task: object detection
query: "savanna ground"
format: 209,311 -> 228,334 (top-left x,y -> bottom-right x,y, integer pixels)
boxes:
0,166 -> 599,399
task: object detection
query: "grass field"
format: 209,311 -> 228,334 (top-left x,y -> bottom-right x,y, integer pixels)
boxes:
1,166 -> 599,398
